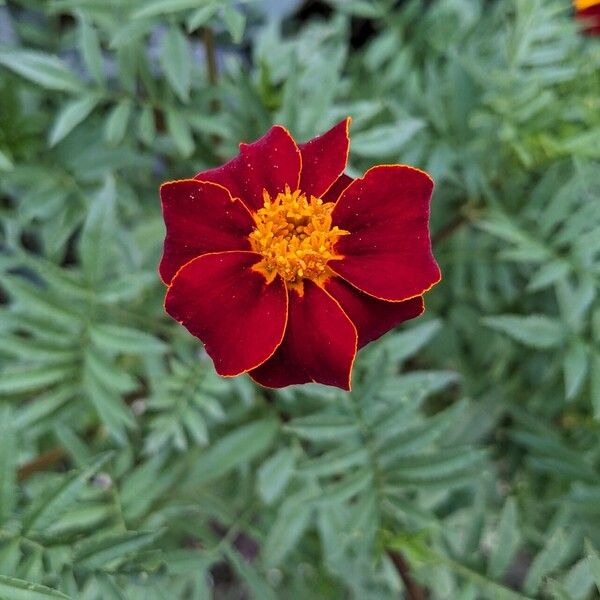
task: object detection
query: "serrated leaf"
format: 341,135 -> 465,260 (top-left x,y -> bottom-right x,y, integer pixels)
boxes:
352,119 -> 425,157
22,453 -> 112,533
223,6 -> 246,44
482,315 -> 565,349
89,323 -> 166,354
160,26 -> 191,102
188,419 -> 278,484
584,541 -> 600,593
75,530 -> 163,570
563,340 -> 588,400
104,100 -> 132,146
257,448 -> 295,504
187,4 -> 219,32
79,16 -> 105,86
0,575 -> 71,600
524,529 -> 570,594
263,492 -> 312,568
0,49 -> 83,92
0,148 -> 13,171
285,414 -> 360,441
137,104 -> 156,145
49,94 -> 101,147
488,497 -> 520,579
166,107 -> 194,157
79,175 -> 117,284
133,0 -> 211,19
0,364 -> 73,395
0,406 -> 16,523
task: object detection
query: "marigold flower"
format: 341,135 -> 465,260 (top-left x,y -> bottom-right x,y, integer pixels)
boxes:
574,0 -> 600,34
160,119 -> 440,390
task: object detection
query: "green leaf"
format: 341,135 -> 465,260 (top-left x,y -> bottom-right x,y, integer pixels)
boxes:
132,0 -> 213,19
524,529 -> 570,595
49,94 -> 102,147
187,4 -> 219,32
563,340 -> 588,400
0,576 -> 71,600
585,541 -> 600,592
166,107 -> 194,157
285,414 -> 360,441
0,364 -> 73,395
79,175 -> 117,284
78,15 -> 105,86
263,492 -> 313,568
0,406 -> 16,524
137,105 -> 156,145
482,315 -> 565,349
382,319 -> 442,363
75,530 -> 163,570
89,323 -> 166,354
104,100 -> 132,146
257,448 -> 295,504
22,453 -> 112,533
188,419 -> 278,484
352,119 -> 425,157
160,26 -> 191,103
488,497 -> 520,579
222,6 -> 246,44
0,49 -> 83,92
0,148 -> 14,171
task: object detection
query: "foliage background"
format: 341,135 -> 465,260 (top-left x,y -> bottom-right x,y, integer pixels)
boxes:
1,0 -> 600,598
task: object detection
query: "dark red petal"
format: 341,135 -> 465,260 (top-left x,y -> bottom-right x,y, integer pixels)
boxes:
249,281 -> 357,390
322,173 -> 354,204
165,251 -> 287,377
325,277 -> 424,348
159,179 -> 254,284
330,165 -> 441,301
298,118 -> 351,199
194,125 -> 301,213
577,5 -> 600,34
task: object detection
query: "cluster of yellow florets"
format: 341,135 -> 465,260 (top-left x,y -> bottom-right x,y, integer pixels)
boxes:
249,185 -> 348,292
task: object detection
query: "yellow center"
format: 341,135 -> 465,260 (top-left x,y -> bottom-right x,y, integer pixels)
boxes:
249,185 -> 349,293
575,0 -> 600,9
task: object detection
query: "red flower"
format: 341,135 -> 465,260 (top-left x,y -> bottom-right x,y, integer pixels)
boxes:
574,0 -> 600,34
160,119 -> 440,390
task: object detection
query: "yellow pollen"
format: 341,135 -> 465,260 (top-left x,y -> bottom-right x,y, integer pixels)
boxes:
249,185 -> 349,293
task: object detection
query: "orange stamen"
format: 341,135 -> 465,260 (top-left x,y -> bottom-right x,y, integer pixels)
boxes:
249,185 -> 348,294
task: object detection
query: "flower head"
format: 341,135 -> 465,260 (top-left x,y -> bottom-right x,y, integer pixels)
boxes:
574,0 -> 600,34
160,119 -> 441,390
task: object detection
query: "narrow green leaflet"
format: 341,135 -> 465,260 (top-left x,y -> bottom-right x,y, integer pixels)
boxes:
22,454 -> 113,533
79,175 -> 117,285
104,100 -> 132,146
488,497 -> 520,579
188,419 -> 278,484
75,530 -> 163,570
0,50 -> 83,92
160,26 -> 191,103
89,323 -> 166,354
0,407 -> 16,524
49,94 -> 102,146
78,16 -> 105,86
222,6 -> 246,43
482,315 -> 565,349
257,448 -> 295,504
132,0 -> 215,19
0,576 -> 71,600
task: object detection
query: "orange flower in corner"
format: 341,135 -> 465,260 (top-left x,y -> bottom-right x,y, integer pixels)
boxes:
160,119 -> 441,390
574,0 -> 600,34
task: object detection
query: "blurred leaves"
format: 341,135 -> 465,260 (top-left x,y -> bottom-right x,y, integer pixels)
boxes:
1,0 -> 599,598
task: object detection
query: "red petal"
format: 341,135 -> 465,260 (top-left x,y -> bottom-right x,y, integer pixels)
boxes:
298,118 -> 351,199
159,179 -> 254,284
325,277 -> 424,348
194,125 -> 301,213
249,281 -> 357,390
165,251 -> 287,377
330,165 -> 441,301
577,5 -> 600,34
322,173 -> 353,203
